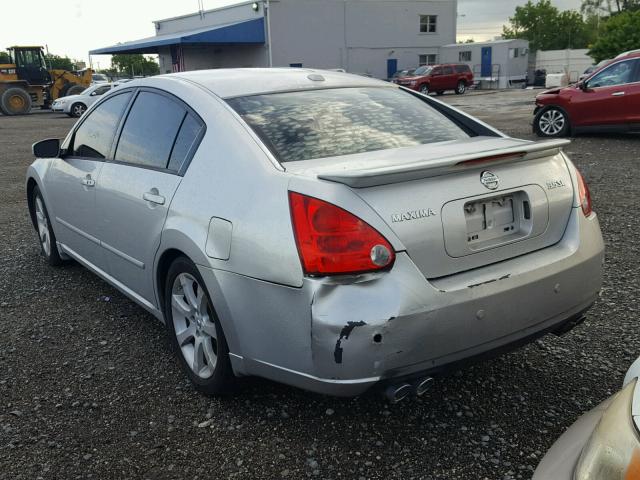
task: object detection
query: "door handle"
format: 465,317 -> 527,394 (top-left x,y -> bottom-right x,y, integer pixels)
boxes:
81,175 -> 95,187
143,191 -> 165,205
611,91 -> 625,96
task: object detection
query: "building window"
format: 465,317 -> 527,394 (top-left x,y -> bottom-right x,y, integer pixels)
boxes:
419,54 -> 438,66
419,15 -> 437,33
459,51 -> 472,62
509,48 -> 519,59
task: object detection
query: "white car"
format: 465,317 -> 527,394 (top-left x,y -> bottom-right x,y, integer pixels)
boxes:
51,83 -> 119,118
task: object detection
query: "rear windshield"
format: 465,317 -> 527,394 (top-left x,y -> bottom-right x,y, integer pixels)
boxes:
227,87 -> 469,163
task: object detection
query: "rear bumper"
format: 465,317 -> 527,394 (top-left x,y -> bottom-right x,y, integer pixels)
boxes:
209,207 -> 604,396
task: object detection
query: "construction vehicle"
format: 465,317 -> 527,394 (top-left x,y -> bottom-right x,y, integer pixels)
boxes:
0,46 -> 93,115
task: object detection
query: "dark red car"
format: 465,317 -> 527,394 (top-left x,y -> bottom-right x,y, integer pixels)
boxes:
395,63 -> 473,95
534,50 -> 640,137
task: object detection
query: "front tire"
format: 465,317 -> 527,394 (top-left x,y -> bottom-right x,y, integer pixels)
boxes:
70,102 -> 87,118
534,107 -> 570,138
455,81 -> 466,95
419,84 -> 429,95
164,256 -> 235,395
31,186 -> 63,266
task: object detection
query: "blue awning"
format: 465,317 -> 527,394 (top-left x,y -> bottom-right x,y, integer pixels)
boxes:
89,17 -> 265,55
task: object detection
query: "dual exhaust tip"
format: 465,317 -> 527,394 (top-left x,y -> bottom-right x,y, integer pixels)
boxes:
384,376 -> 434,404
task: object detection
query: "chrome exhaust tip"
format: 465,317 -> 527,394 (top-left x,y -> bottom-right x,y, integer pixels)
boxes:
384,383 -> 412,404
414,377 -> 434,397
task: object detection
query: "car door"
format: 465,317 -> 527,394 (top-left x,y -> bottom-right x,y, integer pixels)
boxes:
442,65 -> 455,90
622,59 -> 640,125
95,88 -> 204,307
571,58 -> 639,126
45,90 -> 133,267
429,66 -> 444,90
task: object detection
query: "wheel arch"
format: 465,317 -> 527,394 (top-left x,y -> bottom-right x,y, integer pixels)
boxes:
26,177 -> 39,230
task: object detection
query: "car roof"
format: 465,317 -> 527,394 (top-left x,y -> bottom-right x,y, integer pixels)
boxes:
615,49 -> 640,59
165,68 -> 391,99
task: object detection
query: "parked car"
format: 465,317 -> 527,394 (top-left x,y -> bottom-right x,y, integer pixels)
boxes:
534,50 -> 640,137
51,82 -> 120,117
27,69 -> 603,400
395,63 -> 474,95
91,73 -> 109,84
534,356 -> 640,479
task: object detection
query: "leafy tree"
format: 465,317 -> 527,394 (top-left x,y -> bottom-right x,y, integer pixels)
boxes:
110,54 -> 159,76
503,0 -> 591,50
0,51 -> 10,64
45,54 -> 74,71
588,10 -> 640,61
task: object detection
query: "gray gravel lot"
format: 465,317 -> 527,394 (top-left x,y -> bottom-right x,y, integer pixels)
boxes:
1,90 -> 639,480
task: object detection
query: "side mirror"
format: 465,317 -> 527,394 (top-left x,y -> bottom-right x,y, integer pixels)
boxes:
32,138 -> 60,158
579,81 -> 590,91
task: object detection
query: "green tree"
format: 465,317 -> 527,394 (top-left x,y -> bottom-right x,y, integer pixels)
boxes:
110,54 -> 159,76
503,0 -> 591,50
0,51 -> 10,64
45,54 -> 74,71
588,10 -> 640,61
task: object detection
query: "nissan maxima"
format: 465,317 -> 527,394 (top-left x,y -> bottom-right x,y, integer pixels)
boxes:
26,69 -> 604,400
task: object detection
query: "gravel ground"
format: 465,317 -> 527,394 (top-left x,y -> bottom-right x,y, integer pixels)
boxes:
1,91 -> 639,480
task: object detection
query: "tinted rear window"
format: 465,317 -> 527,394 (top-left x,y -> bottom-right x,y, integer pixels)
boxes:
455,65 -> 471,73
227,87 -> 469,163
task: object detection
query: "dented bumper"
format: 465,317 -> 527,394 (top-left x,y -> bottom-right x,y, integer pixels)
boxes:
217,208 -> 603,397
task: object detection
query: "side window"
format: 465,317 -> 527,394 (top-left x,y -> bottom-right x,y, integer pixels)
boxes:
94,85 -> 111,95
589,60 -> 638,88
443,66 -> 453,75
168,113 -> 204,172
71,92 -> 132,159
432,67 -> 443,75
114,91 -> 186,169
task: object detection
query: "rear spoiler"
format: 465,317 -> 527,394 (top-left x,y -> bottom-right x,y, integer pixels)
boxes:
317,138 -> 571,188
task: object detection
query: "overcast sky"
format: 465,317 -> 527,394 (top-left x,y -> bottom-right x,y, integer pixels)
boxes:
2,0 -> 583,67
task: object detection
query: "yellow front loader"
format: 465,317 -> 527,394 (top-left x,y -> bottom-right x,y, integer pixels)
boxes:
0,46 -> 92,115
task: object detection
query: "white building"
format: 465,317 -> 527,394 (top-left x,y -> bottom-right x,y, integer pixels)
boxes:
439,39 -> 529,88
90,0 -> 458,80
535,49 -> 594,83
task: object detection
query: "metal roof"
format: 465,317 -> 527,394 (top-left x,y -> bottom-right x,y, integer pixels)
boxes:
89,17 -> 265,55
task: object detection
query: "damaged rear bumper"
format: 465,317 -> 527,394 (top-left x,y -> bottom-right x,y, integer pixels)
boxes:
218,208 -> 603,397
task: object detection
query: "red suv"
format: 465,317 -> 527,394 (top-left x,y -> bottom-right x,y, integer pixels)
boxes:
395,64 -> 474,95
534,50 -> 640,137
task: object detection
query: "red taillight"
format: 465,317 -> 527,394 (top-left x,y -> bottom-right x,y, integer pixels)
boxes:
288,192 -> 395,276
576,169 -> 593,217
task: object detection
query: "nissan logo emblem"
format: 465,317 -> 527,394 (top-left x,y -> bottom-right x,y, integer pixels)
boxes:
480,171 -> 499,190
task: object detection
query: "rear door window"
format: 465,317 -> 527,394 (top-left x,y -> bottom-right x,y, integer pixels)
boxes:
114,91 -> 186,169
443,66 -> 454,75
167,113 -> 204,173
227,87 -> 469,163
70,92 -> 132,159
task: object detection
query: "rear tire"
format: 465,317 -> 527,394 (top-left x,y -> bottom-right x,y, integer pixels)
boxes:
70,102 -> 87,118
0,87 -> 32,115
31,186 -> 63,266
534,106 -> 570,138
455,81 -> 466,95
164,256 -> 236,396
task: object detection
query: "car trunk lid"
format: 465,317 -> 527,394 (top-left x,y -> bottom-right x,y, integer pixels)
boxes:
286,136 -> 575,278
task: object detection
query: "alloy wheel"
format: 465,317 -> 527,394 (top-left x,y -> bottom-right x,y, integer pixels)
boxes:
538,109 -> 566,136
72,104 -> 86,117
171,273 -> 218,379
34,196 -> 51,257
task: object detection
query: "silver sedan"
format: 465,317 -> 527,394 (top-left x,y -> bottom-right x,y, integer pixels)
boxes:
26,69 -> 604,399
